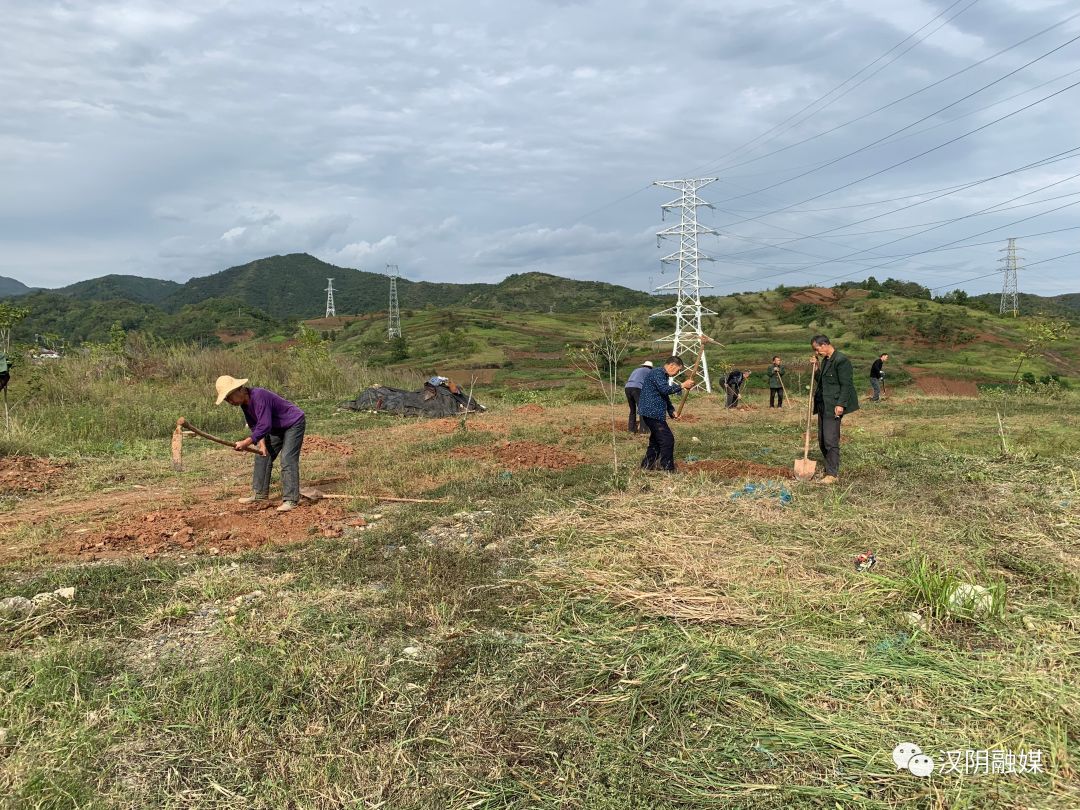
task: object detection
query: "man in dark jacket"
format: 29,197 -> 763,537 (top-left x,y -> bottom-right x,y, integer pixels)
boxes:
810,335 -> 859,485
869,353 -> 888,401
624,360 -> 654,433
767,356 -> 785,408
638,357 -> 695,472
725,369 -> 750,408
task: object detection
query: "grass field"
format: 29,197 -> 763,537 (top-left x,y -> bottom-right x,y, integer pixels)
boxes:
1,344 -> 1077,809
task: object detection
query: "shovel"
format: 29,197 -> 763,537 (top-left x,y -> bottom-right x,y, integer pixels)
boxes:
794,361 -> 817,481
171,416 -> 266,471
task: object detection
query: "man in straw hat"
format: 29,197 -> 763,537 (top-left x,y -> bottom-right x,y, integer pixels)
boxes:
215,375 -> 306,512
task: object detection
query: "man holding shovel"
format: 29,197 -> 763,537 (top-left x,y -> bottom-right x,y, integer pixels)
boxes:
215,375 -> 306,512
810,336 -> 858,485
638,357 -> 695,472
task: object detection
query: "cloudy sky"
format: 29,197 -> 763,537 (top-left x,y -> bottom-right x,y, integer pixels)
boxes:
3,0 -> 1079,295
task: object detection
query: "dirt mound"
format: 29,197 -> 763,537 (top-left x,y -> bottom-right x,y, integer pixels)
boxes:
303,435 -> 354,456
512,404 -> 546,415
681,460 -> 793,479
0,456 -> 68,494
66,500 -> 349,560
452,441 -> 585,471
780,287 -> 838,311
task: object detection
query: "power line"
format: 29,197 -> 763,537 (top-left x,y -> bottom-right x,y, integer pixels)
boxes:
710,189 -> 1080,291
552,0 -> 989,229
705,9 -> 1080,183
928,248 -> 1080,291
712,79 -> 1080,234
709,146 -> 1080,262
684,0 -> 981,174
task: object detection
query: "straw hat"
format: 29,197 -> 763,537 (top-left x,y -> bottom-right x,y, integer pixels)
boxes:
642,361 -> 654,368
214,375 -> 248,405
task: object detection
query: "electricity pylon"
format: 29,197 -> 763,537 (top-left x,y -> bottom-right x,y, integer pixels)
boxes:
324,278 -> 336,318
387,265 -> 402,339
651,178 -> 718,392
999,238 -> 1021,317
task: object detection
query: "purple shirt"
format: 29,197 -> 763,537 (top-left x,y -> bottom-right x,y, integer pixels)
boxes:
241,388 -> 304,443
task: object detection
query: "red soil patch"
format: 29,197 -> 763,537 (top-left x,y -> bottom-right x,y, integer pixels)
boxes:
0,456 -> 68,494
303,435 -> 355,456
780,287 -> 838,311
904,367 -> 979,397
64,499 -> 349,561
681,460 -> 793,479
214,329 -> 255,344
512,404 -> 546,415
452,441 -> 585,471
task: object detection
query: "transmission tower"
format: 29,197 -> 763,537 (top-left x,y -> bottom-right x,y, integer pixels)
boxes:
999,238 -> 1021,317
651,178 -> 718,392
324,278 -> 336,318
386,265 -> 402,340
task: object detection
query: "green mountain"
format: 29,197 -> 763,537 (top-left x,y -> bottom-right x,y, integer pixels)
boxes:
57,274 -> 181,305
968,292 -> 1080,321
9,291 -> 285,346
162,253 -> 654,318
0,276 -> 34,297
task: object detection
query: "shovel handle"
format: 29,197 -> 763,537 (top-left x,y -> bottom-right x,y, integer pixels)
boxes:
803,363 -> 816,461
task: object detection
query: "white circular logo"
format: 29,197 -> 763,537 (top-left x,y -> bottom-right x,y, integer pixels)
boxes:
908,754 -> 935,778
893,743 -> 921,770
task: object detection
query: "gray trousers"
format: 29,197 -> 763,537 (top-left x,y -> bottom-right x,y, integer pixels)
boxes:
870,378 -> 882,401
252,416 -> 305,502
817,411 -> 842,477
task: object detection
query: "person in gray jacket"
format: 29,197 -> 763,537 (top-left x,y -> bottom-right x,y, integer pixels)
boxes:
624,361 -> 653,433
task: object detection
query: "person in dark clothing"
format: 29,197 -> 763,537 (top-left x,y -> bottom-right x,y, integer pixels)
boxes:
869,353 -> 888,401
0,350 -> 11,394
623,360 -> 654,433
637,357 -> 695,472
810,335 -> 859,485
767,356 -> 785,407
725,369 -> 750,408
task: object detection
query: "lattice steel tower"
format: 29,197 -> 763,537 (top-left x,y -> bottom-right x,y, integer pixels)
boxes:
324,278 -> 336,318
999,238 -> 1021,317
651,178 -> 718,392
386,265 -> 402,339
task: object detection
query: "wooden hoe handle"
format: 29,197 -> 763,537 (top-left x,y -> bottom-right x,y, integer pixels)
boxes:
177,417 -> 264,455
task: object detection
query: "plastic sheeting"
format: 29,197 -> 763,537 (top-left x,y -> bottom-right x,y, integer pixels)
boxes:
338,384 -> 485,418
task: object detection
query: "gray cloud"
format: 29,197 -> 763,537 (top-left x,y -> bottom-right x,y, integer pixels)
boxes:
1,0 -> 1077,294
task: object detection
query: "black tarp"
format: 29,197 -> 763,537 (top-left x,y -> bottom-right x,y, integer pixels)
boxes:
338,384 -> 485,418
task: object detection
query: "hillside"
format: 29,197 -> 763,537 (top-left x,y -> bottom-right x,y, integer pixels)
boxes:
968,291 -> 1080,321
320,285 -> 1079,395
9,291 -> 287,346
57,274 -> 181,305
163,253 -> 654,318
0,276 -> 34,297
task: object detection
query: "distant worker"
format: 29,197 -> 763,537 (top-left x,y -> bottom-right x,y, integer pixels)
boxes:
215,375 -> 306,512
870,352 -> 889,401
810,335 -> 859,485
725,369 -> 751,409
0,348 -> 11,394
638,357 -> 695,472
767,356 -> 785,408
624,360 -> 654,433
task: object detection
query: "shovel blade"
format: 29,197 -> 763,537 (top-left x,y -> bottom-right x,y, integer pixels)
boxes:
793,458 -> 817,481
170,426 -> 183,471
